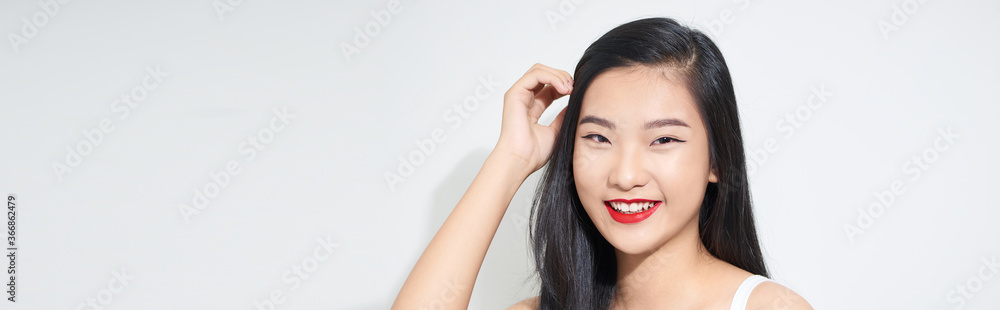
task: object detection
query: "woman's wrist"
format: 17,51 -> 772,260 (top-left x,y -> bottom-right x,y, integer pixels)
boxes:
484,151 -> 534,190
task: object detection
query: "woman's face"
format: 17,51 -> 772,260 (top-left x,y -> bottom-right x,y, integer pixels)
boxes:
573,66 -> 717,255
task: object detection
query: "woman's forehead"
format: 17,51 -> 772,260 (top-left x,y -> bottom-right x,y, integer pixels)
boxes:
579,67 -> 701,127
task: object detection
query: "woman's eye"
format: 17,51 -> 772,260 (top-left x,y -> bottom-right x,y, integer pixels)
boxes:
653,137 -> 684,145
582,134 -> 609,143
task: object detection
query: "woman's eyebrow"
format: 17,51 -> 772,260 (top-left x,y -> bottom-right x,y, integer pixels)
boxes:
643,118 -> 690,130
579,115 -> 616,130
579,115 -> 690,130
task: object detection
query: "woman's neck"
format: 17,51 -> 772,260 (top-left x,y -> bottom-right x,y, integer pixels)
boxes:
611,220 -> 725,309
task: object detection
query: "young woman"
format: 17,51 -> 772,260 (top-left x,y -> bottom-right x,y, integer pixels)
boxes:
393,17 -> 812,310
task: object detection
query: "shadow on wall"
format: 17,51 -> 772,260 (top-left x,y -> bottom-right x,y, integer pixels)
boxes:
426,149 -> 542,308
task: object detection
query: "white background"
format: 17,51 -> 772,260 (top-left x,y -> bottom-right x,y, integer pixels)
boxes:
1,0 -> 998,309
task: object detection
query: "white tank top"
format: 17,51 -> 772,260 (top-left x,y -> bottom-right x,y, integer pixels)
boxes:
729,275 -> 771,310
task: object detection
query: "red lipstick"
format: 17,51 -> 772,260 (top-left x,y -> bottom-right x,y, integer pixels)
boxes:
605,199 -> 661,224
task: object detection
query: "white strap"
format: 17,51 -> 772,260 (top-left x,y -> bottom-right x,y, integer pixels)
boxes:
729,275 -> 770,310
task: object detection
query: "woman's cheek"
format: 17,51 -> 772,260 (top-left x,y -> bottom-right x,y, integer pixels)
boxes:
573,145 -> 601,172
573,150 -> 606,206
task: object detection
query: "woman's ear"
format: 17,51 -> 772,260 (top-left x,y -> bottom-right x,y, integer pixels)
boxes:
708,166 -> 718,183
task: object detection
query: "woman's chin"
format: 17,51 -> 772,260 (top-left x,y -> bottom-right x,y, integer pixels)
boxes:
601,227 -> 670,256
599,220 -> 696,257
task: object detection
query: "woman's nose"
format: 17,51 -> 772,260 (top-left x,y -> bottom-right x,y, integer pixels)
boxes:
609,147 -> 650,191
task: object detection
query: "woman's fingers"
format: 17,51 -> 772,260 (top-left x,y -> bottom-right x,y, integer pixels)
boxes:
534,84 -> 569,107
530,63 -> 573,89
506,64 -> 573,109
494,63 -> 572,173
526,85 -> 568,123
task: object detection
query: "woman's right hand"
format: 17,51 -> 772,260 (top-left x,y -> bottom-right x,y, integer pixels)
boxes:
494,63 -> 574,176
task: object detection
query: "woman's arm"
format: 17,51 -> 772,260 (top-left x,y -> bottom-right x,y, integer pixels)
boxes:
392,64 -> 573,309
391,153 -> 530,309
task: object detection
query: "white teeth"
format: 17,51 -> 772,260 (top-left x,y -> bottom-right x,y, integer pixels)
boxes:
610,201 -> 656,214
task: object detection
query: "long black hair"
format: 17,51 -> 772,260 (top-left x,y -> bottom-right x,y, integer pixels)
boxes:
528,17 -> 767,309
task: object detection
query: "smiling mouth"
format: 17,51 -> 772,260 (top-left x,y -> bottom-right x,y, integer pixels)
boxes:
606,200 -> 657,214
604,199 -> 662,223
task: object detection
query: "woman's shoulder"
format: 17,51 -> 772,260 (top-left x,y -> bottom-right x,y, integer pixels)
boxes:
710,258 -> 811,309
746,280 -> 813,310
507,296 -> 539,310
